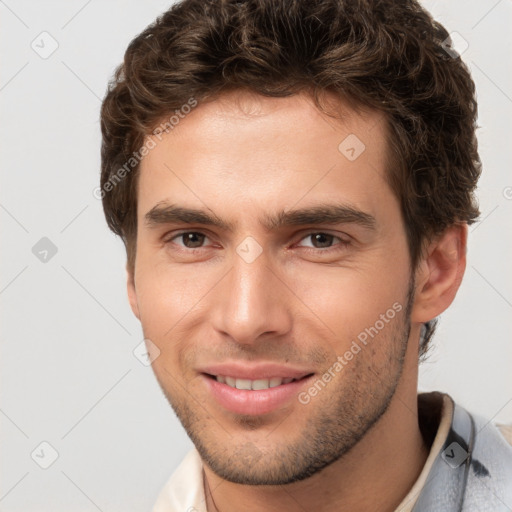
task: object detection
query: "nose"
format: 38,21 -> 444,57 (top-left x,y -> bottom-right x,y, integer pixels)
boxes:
211,246 -> 293,346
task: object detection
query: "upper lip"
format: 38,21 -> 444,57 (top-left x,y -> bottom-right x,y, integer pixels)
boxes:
198,362 -> 314,380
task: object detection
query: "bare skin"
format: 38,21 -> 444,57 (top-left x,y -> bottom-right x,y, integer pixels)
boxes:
127,90 -> 467,512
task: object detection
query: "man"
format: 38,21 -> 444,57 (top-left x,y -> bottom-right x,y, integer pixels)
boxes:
99,0 -> 512,510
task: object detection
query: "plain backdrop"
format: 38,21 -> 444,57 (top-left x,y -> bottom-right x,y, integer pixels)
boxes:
1,1 -> 511,510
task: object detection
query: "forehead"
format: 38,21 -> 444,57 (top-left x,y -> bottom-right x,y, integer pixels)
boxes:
137,90 -> 393,224
152,89 -> 387,151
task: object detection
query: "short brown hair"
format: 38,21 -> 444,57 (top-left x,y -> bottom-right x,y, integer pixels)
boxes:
100,0 -> 481,356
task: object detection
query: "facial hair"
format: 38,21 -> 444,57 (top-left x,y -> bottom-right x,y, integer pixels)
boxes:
155,281 -> 415,485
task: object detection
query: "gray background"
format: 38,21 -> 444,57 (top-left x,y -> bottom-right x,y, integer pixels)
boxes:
1,0 -> 511,510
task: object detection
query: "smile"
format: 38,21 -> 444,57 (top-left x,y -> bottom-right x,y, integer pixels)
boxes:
202,372 -> 314,415
213,375 -> 299,390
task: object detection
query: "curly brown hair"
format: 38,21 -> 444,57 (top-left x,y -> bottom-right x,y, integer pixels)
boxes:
99,0 -> 481,357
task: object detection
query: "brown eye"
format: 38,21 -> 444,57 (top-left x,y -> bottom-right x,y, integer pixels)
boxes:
309,233 -> 335,248
178,232 -> 206,248
294,232 -> 351,257
165,232 -> 210,250
298,233 -> 339,249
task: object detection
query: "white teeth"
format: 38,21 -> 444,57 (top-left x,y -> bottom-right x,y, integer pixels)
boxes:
269,377 -> 283,388
235,378 -> 252,390
215,375 -> 297,390
251,379 -> 270,390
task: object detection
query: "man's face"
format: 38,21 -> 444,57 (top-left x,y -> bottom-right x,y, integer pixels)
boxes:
130,91 -> 415,484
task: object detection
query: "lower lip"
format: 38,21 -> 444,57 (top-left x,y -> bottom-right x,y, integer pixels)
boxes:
203,374 -> 313,416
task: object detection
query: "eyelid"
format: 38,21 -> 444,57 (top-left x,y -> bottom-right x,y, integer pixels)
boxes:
164,230 -> 213,247
294,231 -> 351,250
163,229 -> 351,252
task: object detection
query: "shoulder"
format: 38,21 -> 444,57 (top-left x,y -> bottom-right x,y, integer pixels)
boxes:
496,423 -> 512,446
153,449 -> 206,512
412,394 -> 512,511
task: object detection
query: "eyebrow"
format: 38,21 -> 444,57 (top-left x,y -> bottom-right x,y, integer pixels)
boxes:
144,202 -> 376,232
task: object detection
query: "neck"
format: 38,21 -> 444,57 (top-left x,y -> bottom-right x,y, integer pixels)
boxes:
204,337 -> 428,512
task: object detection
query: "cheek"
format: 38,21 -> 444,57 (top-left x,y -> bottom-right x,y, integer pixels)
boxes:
134,268 -> 197,385
135,274 -> 193,335
134,241 -> 207,316
291,259 -> 408,329
133,254 -> 228,363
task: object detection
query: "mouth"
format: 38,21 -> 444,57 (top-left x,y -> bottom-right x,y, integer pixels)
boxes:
201,372 -> 315,416
205,374 -> 307,390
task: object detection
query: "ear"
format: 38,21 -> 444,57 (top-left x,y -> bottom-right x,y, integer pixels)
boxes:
411,223 -> 467,324
127,264 -> 140,320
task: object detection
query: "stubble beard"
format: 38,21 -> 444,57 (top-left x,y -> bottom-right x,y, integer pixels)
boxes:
156,285 -> 414,485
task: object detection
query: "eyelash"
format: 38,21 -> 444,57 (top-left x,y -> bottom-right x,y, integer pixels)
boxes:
164,231 -> 351,254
